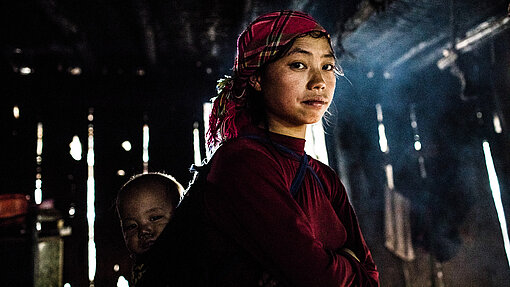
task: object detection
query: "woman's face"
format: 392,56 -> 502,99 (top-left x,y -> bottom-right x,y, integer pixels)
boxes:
119,186 -> 174,255
252,35 -> 336,138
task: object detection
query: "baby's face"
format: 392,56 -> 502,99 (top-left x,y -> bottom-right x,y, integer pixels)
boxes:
119,187 -> 174,255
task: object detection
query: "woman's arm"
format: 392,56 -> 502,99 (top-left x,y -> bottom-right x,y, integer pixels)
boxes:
326,168 -> 379,285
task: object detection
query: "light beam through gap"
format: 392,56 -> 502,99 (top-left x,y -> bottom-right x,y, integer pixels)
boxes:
87,110 -> 96,284
482,140 -> 510,268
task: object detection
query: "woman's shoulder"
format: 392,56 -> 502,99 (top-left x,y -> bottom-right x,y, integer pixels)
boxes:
210,137 -> 280,167
309,157 -> 346,196
206,137 -> 288,185
310,157 -> 338,179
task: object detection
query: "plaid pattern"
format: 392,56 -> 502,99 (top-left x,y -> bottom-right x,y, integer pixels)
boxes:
208,11 -> 328,147
234,11 -> 326,93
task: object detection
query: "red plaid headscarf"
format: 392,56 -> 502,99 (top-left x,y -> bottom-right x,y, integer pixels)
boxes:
207,10 -> 328,147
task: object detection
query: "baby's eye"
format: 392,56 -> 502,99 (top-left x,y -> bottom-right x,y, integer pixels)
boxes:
289,62 -> 306,69
150,215 -> 164,221
123,224 -> 137,232
323,64 -> 335,71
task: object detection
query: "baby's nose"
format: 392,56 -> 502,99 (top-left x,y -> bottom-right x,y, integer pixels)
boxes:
138,224 -> 153,239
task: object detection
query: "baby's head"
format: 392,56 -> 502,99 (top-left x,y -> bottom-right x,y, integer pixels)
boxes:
116,172 -> 184,256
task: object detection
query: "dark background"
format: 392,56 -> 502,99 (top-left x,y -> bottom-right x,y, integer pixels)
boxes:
1,0 -> 510,286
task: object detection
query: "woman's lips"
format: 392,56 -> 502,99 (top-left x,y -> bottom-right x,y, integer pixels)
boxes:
302,100 -> 328,108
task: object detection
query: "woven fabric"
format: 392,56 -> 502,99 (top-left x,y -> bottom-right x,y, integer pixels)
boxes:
234,10 -> 326,93
208,11 -> 328,147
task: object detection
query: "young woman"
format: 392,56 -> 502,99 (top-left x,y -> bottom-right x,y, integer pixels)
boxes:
204,10 -> 379,287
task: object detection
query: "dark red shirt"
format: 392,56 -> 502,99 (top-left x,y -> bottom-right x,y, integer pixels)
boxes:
206,126 -> 379,286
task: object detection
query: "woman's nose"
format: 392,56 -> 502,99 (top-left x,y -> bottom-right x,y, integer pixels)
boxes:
307,69 -> 326,91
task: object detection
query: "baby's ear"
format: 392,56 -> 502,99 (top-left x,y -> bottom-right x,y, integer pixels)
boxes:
249,74 -> 262,92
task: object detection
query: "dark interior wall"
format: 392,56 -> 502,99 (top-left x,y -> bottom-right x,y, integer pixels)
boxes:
2,0 -> 510,286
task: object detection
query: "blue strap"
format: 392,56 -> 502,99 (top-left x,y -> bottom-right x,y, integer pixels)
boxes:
242,135 -> 299,158
289,153 -> 308,198
241,135 -> 325,198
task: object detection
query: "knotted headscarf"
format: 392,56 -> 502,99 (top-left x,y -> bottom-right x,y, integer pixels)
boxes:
208,10 -> 328,147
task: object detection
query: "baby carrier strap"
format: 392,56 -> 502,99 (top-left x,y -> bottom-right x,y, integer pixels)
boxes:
241,134 -> 325,198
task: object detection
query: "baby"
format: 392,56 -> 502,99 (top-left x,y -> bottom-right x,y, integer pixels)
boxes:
116,172 -> 184,286
116,172 -> 279,286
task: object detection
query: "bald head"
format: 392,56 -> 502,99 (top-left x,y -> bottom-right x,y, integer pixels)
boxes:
116,172 -> 184,255
116,173 -> 184,216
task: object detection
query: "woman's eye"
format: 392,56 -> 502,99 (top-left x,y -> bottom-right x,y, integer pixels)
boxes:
290,62 -> 306,69
323,64 -> 335,71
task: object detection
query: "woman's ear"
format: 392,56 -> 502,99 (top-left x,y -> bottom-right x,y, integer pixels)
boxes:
249,74 -> 262,92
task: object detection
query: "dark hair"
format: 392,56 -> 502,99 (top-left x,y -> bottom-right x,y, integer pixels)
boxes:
116,172 -> 184,217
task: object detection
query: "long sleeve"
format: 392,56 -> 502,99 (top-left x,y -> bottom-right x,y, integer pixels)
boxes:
205,136 -> 375,286
319,163 -> 379,285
